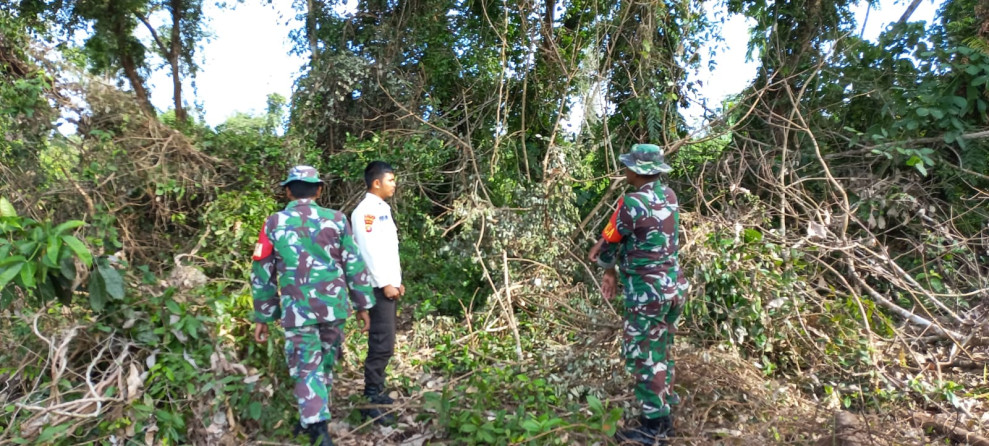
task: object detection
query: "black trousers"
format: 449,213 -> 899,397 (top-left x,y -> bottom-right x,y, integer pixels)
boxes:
364,288 -> 396,389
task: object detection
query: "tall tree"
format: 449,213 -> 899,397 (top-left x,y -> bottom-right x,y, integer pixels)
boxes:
4,0 -> 207,121
75,0 -> 158,116
137,0 -> 207,123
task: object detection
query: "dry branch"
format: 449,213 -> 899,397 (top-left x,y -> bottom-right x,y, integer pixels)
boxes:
913,413 -> 989,446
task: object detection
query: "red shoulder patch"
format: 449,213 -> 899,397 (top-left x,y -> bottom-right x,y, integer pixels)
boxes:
601,196 -> 625,243
252,228 -> 274,260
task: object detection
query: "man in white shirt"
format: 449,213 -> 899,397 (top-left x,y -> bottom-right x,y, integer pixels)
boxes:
351,161 -> 405,424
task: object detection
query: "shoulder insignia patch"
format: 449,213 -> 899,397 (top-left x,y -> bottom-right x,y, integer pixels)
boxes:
364,214 -> 375,232
252,228 -> 274,260
601,196 -> 625,243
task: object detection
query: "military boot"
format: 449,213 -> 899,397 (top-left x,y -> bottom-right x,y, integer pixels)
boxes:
361,386 -> 396,425
306,421 -> 333,446
614,415 -> 673,445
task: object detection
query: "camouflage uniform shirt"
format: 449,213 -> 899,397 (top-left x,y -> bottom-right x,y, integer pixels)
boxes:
597,181 -> 685,306
251,199 -> 375,327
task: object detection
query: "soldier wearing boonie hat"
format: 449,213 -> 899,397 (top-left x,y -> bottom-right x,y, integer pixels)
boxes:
588,144 -> 688,445
251,165 -> 375,446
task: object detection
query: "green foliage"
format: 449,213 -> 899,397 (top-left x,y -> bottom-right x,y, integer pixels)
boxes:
686,224 -> 808,372
0,197 -> 94,310
199,191 -> 279,277
207,96 -> 291,188
421,367 -> 621,445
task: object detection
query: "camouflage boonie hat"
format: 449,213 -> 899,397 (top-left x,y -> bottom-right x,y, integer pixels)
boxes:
619,144 -> 673,175
280,165 -> 324,186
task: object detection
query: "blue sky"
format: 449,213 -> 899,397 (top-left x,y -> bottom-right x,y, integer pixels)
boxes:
145,0 -> 944,129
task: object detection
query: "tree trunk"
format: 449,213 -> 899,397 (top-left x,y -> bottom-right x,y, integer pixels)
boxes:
120,49 -> 156,117
306,0 -> 320,62
898,0 -> 923,24
170,0 -> 186,122
110,4 -> 155,117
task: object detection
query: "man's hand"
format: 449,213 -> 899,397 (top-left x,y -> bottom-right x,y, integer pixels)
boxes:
588,238 -> 606,262
356,310 -> 370,333
399,284 -> 406,297
601,269 -> 618,300
254,322 -> 269,343
383,284 -> 400,300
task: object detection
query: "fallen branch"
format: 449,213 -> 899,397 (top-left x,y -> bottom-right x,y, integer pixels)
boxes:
849,268 -> 964,340
913,413 -> 989,446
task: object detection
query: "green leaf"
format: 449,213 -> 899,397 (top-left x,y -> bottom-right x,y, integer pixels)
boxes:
0,197 -> 17,218
587,394 -> 604,413
53,220 -> 85,235
0,255 -> 24,268
914,163 -> 928,176
915,107 -> 930,117
249,401 -> 262,420
479,430 -> 495,443
96,259 -> 125,300
36,423 -> 71,443
89,274 -> 107,312
459,423 -> 477,433
59,257 -> 76,280
17,241 -> 37,257
166,299 -> 181,315
46,236 -> 60,266
0,262 -> 24,289
61,235 -> 92,266
19,261 -> 36,288
950,96 -> 968,110
521,419 -> 541,432
743,228 -> 763,243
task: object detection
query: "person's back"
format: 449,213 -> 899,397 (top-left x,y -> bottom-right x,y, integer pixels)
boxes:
589,144 -> 688,446
613,181 -> 681,276
254,200 -> 371,326
251,165 -> 373,446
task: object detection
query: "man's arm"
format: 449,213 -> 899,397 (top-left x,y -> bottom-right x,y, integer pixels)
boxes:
250,218 -> 281,324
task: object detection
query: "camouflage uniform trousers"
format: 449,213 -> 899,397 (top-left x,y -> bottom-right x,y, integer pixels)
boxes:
284,322 -> 345,426
622,274 -> 687,420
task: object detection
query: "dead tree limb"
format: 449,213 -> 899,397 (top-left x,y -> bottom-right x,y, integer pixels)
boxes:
913,413 -> 989,446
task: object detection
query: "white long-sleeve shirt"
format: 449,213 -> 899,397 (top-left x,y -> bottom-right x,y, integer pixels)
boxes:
351,192 -> 402,288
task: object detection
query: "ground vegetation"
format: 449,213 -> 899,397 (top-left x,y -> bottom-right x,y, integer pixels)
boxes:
0,0 -> 987,444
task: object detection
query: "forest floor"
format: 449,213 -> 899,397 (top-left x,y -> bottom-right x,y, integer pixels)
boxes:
246,312 -> 989,446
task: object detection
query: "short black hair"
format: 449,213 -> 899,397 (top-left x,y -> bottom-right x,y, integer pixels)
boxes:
285,181 -> 321,199
364,161 -> 394,189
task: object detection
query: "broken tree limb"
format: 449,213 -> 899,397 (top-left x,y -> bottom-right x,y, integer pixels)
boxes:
913,413 -> 989,446
850,269 -> 964,340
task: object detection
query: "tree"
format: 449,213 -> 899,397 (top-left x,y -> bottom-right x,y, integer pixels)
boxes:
2,0 -> 207,121
137,0 -> 207,124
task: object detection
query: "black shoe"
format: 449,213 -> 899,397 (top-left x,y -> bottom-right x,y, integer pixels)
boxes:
361,386 -> 396,425
614,415 -> 672,445
306,421 -> 333,446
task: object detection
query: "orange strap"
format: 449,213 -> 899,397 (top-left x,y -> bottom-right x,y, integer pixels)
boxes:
601,196 -> 624,243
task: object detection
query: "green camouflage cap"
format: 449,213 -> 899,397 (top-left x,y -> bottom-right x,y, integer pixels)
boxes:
619,144 -> 673,175
280,165 -> 324,186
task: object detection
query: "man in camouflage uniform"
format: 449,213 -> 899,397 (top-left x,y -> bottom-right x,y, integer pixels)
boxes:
251,166 -> 375,446
588,144 -> 688,445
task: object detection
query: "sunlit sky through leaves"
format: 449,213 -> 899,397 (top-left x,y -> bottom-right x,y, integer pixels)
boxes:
144,0 -> 943,132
